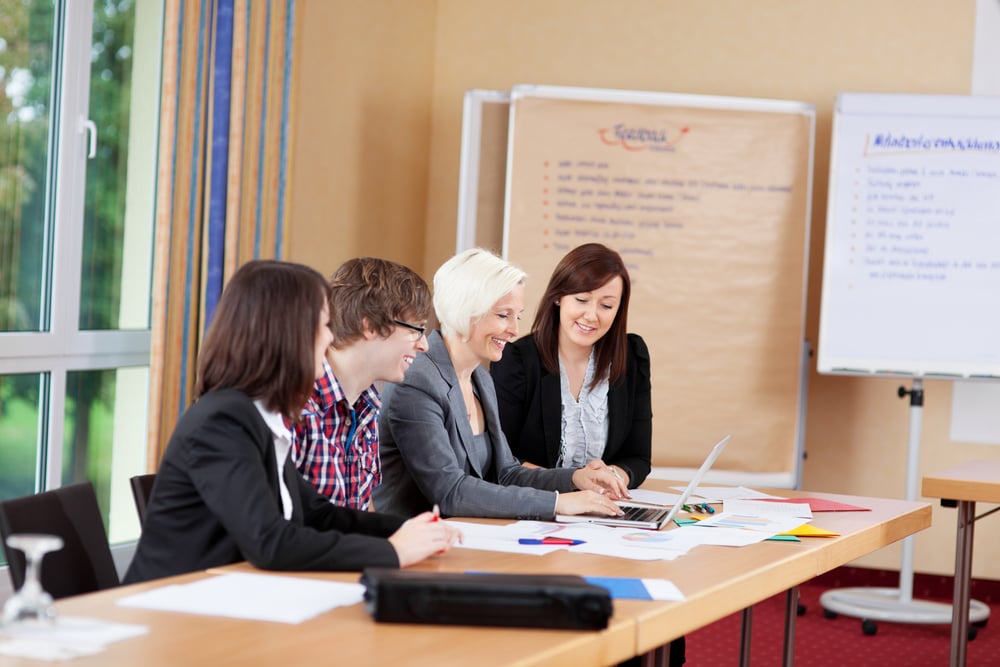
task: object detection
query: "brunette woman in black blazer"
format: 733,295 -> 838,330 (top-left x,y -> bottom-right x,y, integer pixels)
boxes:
491,243 -> 652,489
491,244 -> 680,666
125,260 -> 459,584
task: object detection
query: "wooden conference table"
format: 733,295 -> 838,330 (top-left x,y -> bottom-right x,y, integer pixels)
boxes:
922,460 -> 1000,667
0,482 -> 930,667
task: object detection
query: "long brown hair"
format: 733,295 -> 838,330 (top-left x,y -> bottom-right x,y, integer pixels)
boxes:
196,260 -> 329,422
532,243 -> 632,387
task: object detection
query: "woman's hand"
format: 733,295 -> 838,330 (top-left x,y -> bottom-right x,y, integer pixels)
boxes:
555,490 -> 624,517
387,511 -> 463,567
572,460 -> 631,500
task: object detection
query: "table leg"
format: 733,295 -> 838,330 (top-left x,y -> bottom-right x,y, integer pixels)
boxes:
639,645 -> 666,667
739,606 -> 753,667
782,587 -> 799,667
950,500 -> 976,667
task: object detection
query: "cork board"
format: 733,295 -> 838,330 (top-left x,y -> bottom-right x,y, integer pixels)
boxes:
499,85 -> 815,478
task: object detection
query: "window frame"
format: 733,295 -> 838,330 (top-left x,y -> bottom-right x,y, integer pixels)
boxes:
0,0 -> 160,593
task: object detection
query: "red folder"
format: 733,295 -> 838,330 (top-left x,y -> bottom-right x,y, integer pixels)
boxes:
759,497 -> 870,512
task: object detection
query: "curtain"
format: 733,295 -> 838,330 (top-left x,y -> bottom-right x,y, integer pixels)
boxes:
147,0 -> 297,465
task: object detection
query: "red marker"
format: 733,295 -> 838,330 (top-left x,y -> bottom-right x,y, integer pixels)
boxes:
518,537 -> 586,546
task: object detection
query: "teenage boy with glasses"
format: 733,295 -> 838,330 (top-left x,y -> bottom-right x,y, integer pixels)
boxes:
292,258 -> 431,510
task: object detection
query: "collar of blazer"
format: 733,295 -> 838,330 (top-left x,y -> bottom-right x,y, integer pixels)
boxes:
423,330 -> 486,479
210,388 -> 291,518
539,371 -> 563,465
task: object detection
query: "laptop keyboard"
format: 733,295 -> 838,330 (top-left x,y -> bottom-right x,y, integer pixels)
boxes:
618,504 -> 666,522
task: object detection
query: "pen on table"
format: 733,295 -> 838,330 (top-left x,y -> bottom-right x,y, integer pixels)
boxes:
682,504 -> 693,513
518,538 -> 585,546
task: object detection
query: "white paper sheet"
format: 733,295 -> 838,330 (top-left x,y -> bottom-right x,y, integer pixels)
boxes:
670,525 -> 772,547
447,507 -> 810,560
696,512 -> 808,535
571,541 -> 684,561
0,616 -> 148,661
448,520 -> 564,554
681,486 -> 784,501
723,499 -> 813,519
455,538 -> 562,555
0,639 -> 104,661
627,489 -> 681,506
642,579 -> 686,601
513,520 -> 693,559
117,572 -> 364,624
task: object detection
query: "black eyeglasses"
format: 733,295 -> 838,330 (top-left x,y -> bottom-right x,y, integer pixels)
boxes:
392,319 -> 427,339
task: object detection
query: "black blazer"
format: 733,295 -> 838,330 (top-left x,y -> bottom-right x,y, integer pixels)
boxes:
124,388 -> 404,584
490,333 -> 652,488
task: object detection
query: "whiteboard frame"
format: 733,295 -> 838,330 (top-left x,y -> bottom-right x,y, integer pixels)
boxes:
456,89 -> 510,252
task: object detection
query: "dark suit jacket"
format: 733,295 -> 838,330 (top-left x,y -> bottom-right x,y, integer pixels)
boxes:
490,333 -> 652,488
374,331 -> 576,519
124,388 -> 403,584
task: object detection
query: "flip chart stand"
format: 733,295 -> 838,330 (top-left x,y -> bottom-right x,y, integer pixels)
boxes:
818,380 -> 990,635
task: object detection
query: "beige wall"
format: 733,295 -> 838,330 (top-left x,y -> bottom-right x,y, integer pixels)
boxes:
291,0 -> 1000,580
287,1 -> 436,274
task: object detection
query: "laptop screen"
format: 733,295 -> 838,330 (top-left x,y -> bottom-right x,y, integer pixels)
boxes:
659,434 -> 731,526
555,434 -> 731,529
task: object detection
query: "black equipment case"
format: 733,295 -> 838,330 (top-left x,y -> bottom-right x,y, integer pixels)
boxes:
361,568 -> 612,630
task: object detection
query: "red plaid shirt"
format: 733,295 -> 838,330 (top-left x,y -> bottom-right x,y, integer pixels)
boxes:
292,361 -> 382,510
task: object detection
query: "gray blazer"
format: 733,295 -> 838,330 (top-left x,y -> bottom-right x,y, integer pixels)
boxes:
375,331 -> 577,519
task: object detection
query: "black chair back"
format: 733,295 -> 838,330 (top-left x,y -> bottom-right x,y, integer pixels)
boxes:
0,481 -> 119,598
129,473 -> 157,524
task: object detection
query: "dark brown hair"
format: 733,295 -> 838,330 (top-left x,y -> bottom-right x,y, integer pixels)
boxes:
196,259 -> 329,421
532,243 -> 632,387
327,257 -> 431,347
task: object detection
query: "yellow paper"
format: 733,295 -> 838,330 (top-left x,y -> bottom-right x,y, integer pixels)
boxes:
780,524 -> 839,538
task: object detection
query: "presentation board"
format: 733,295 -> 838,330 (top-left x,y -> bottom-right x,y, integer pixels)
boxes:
818,93 -> 1000,378
499,85 -> 814,480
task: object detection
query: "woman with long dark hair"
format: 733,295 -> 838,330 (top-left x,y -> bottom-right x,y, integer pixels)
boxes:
491,243 -> 652,490
126,260 -> 459,583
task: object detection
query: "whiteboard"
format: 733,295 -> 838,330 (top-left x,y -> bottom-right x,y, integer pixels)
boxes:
817,93 -> 1000,379
501,84 -> 814,482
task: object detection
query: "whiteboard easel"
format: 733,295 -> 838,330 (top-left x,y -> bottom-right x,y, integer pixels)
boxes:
817,91 -> 1000,634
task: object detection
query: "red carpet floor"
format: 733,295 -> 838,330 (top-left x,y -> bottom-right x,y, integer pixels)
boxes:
686,568 -> 999,666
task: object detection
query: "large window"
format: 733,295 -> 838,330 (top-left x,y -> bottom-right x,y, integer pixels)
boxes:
0,0 -> 161,559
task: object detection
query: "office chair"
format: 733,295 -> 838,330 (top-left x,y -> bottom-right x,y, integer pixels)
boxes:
0,481 -> 120,598
129,473 -> 157,524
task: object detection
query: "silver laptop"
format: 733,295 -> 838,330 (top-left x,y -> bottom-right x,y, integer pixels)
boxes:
556,435 -> 731,530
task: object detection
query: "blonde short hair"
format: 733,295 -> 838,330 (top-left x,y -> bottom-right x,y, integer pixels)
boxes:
433,248 -> 526,339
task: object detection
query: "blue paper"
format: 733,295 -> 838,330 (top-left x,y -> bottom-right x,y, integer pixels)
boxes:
583,576 -> 652,600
